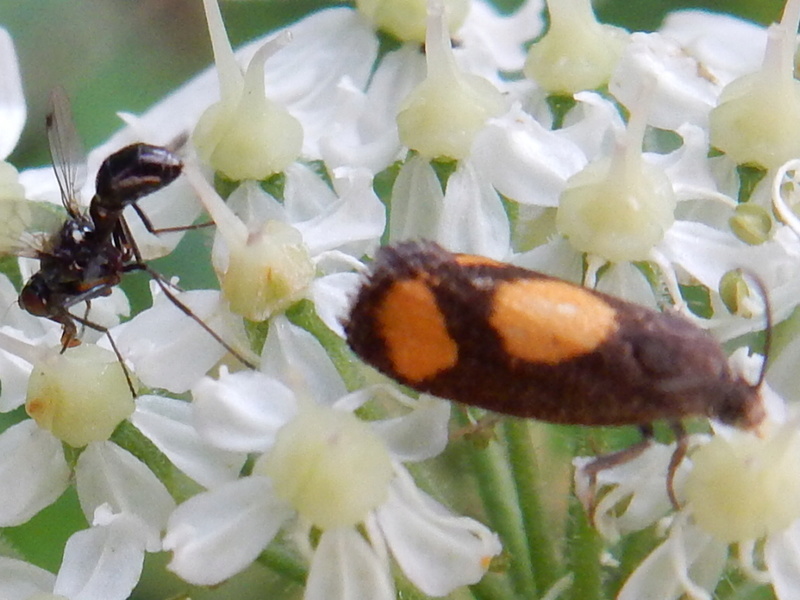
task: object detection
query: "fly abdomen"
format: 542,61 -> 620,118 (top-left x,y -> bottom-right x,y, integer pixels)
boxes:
94,143 -> 182,210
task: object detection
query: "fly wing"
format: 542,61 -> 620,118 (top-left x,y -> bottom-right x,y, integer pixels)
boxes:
46,86 -> 87,218
0,196 -> 65,257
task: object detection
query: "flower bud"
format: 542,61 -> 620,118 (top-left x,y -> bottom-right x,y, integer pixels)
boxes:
356,0 -> 469,43
710,9 -> 800,169
524,0 -> 627,95
26,345 -> 135,447
217,220 -> 315,321
194,0 -> 303,180
557,154 -> 675,262
396,1 -> 505,160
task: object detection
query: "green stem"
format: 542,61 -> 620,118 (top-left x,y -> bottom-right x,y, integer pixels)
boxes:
257,543 -> 308,585
286,300 -> 365,391
454,412 -> 537,599
567,434 -> 605,600
503,419 -> 561,592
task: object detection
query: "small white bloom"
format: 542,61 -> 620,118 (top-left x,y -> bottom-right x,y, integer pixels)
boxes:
165,316 -> 499,598
582,352 -> 800,599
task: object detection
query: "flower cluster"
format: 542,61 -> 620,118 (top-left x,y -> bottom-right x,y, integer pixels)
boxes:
0,0 -> 800,598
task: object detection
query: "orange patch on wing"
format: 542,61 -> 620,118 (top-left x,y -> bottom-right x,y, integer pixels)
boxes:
377,279 -> 458,381
490,279 -> 618,364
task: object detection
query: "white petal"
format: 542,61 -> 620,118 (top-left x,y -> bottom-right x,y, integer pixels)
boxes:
595,262 -> 658,309
227,179 -> 287,225
283,162 -> 339,223
164,476 -> 292,585
659,221 -> 771,290
618,520 -> 727,600
192,369 -> 296,453
295,167 -> 385,257
310,272 -> 362,338
0,557 -> 55,600
53,518 -> 149,600
388,156 -> 443,242
472,104 -> 585,208
261,315 -> 347,406
75,442 -> 175,534
660,10 -> 767,85
610,32 -> 719,131
575,442 -> 683,542
0,420 -> 69,526
123,178 -> 203,261
0,339 -> 34,413
437,160 -> 510,259
513,237 -> 584,282
0,28 -> 25,159
377,466 -> 501,596
561,92 -> 625,161
458,0 -> 544,75
320,46 -> 421,172
372,398 -> 451,462
114,288 -> 247,393
766,520 -> 800,600
131,395 -> 247,488
649,123 -> 728,203
262,8 -> 379,158
305,528 -> 394,600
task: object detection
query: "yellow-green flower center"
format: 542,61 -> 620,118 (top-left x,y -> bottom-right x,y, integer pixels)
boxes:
256,403 -> 393,530
686,429 -> 800,543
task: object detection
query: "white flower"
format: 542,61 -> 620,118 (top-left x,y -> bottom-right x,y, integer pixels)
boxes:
164,316 -> 500,598
579,351 -> 800,599
184,162 -> 385,338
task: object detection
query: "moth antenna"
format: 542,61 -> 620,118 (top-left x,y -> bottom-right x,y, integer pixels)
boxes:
741,271 -> 772,389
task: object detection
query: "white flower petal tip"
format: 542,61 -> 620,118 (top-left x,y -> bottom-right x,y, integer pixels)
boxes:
53,518 -> 153,600
192,368 -> 297,454
75,442 -> 176,538
164,476 -> 292,586
377,467 -> 501,596
261,316 -> 347,406
306,527 -> 395,600
0,420 -> 69,526
114,288 -> 251,393
0,557 -> 56,599
0,27 -> 25,159
371,395 -> 451,462
132,394 -> 247,488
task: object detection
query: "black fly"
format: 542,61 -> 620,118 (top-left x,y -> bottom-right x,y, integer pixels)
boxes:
11,87 -> 254,393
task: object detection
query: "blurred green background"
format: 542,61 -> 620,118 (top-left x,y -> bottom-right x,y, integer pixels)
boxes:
0,0 -> 787,171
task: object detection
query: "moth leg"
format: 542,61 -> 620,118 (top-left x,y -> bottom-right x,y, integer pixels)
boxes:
581,424 -> 655,526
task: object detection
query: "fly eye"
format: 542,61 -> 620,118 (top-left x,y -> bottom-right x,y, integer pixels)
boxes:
19,279 -> 51,317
